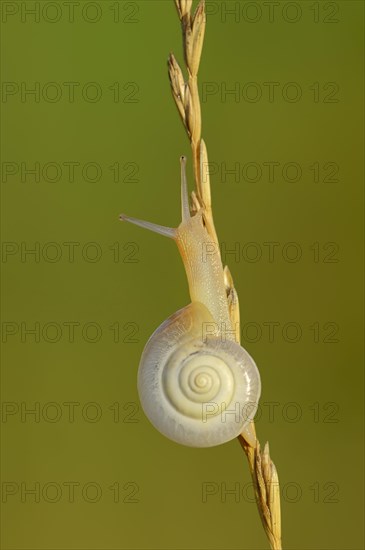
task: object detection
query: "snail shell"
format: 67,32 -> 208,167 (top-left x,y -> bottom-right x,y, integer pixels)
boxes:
138,302 -> 261,447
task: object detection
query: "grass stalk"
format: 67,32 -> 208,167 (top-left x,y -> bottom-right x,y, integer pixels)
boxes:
169,2 -> 282,548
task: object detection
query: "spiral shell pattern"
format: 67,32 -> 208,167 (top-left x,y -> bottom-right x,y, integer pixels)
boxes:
138,302 -> 261,447
163,344 -> 235,419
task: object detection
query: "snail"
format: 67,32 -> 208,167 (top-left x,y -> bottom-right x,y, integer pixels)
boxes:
120,157 -> 261,447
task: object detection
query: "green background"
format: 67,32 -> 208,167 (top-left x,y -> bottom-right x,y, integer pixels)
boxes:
1,1 -> 364,549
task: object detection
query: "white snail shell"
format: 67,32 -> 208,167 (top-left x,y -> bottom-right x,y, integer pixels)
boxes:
138,302 -> 261,447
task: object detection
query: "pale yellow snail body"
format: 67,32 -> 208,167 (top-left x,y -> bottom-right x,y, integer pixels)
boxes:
120,157 -> 261,447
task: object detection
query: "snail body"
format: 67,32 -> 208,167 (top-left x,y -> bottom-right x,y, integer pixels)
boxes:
120,157 -> 261,447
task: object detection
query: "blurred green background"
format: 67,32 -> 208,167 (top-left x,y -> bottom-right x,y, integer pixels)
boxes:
1,1 -> 364,549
